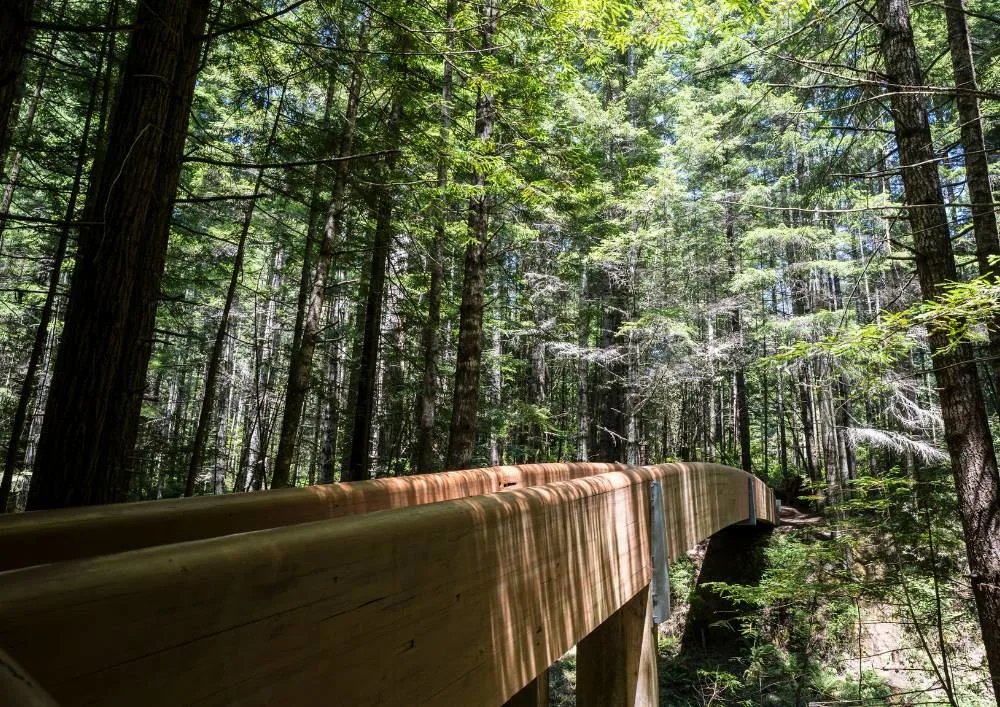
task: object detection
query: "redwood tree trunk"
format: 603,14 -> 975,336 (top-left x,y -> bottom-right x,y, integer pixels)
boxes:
878,0 -> 1000,697
0,18 -> 110,511
28,0 -> 210,509
0,1 -> 112,511
445,0 -> 498,470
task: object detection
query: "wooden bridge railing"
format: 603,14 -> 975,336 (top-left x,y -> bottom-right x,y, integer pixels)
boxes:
0,462 -> 776,706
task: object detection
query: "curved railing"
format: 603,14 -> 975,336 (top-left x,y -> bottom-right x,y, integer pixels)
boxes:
0,462 -> 776,706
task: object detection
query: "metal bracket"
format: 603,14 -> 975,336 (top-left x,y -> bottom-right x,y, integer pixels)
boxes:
738,476 -> 757,525
649,480 -> 671,624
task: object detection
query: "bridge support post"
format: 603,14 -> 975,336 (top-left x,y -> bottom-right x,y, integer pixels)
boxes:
576,583 -> 658,707
680,523 -> 772,655
502,669 -> 549,707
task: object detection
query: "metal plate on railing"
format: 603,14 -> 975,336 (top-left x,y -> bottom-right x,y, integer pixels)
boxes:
649,480 -> 670,624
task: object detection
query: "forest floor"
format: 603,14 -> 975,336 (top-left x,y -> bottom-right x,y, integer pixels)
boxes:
544,515 -> 991,706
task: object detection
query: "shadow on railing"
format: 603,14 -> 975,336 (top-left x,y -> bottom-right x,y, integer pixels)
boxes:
0,462 -> 776,706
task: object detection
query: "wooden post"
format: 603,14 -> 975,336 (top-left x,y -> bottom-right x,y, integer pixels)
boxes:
576,584 -> 658,707
503,668 -> 549,707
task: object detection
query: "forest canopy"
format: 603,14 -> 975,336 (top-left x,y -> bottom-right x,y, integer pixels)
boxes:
1,0 -> 1000,701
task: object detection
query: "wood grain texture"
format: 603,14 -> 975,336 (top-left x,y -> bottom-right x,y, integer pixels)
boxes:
577,584 -> 657,707
0,462 -> 631,571
0,464 -> 774,706
503,668 -> 548,706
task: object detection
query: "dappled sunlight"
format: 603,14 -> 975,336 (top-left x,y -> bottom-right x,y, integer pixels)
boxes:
0,462 -> 776,705
468,472 -> 654,702
0,462 -> 644,572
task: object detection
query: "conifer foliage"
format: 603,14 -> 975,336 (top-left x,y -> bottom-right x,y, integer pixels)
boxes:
1,0 -> 1000,700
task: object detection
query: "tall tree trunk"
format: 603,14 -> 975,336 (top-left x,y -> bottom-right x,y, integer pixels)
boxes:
835,374 -> 855,485
777,370 -> 788,478
576,265 -> 591,461
28,0 -> 210,509
446,229 -> 489,470
942,0 -> 1000,402
271,21 -> 368,488
318,338 -> 340,484
213,328 -> 238,493
378,315 -> 406,475
488,325 -> 503,465
412,0 -> 455,475
625,336 -> 640,466
292,70 -> 337,358
445,0 -> 498,470
818,368 -> 841,504
786,244 -> 819,487
185,84 -> 286,496
734,367 -> 752,471
340,297 -> 365,474
761,364 -> 770,475
592,266 -> 626,463
877,0 -> 1000,696
726,206 -> 753,472
528,339 -> 548,460
705,321 -> 716,463
0,0 -> 34,168
345,81 -> 405,482
0,5 -> 108,511
0,0 -> 64,245
251,250 -> 286,491
319,288 -> 347,483
798,374 -> 818,485
310,76 -> 343,486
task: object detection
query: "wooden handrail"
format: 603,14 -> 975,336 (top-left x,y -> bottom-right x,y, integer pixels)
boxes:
0,462 -> 632,571
0,463 -> 774,706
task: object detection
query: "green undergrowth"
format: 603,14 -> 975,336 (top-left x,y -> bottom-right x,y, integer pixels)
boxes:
548,501 -> 992,705
655,530 -> 892,706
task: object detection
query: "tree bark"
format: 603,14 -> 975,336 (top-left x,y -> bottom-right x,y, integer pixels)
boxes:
777,371 -> 788,478
445,0 -> 498,470
942,0 -> 1000,403
247,250 -> 286,492
576,265 -> 591,462
291,69 -> 337,358
0,2 -> 107,512
271,20 -> 367,488
877,0 -> 1000,697
345,81 -> 405,482
726,207 -> 752,472
488,325 -> 503,465
594,267 -> 626,463
28,0 -> 210,509
318,309 -> 344,484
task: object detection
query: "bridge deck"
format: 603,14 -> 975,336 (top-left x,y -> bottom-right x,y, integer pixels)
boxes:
0,462 -> 775,706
